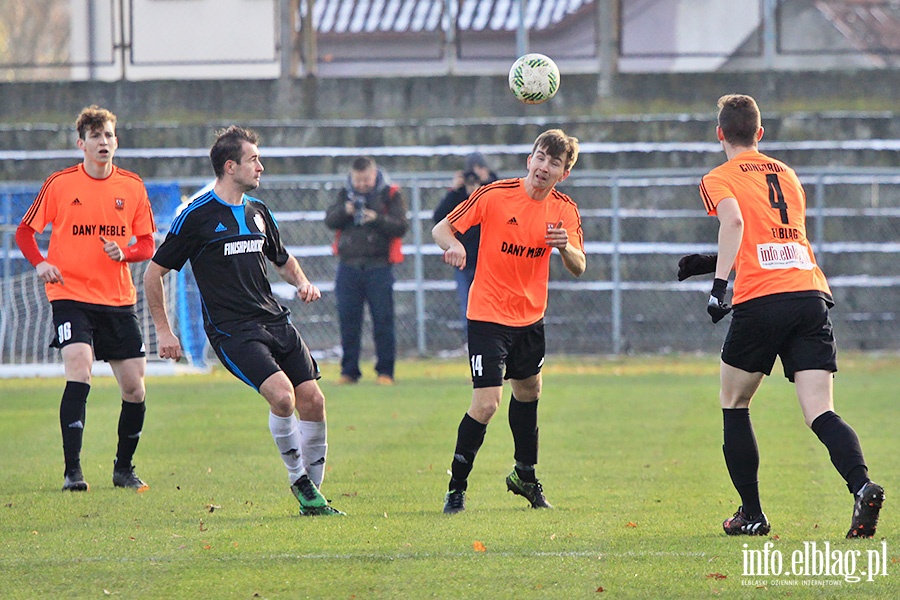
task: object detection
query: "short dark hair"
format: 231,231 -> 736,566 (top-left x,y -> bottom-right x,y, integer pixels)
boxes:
210,126 -> 260,178
717,94 -> 761,147
75,105 -> 116,140
351,156 -> 375,172
531,129 -> 579,171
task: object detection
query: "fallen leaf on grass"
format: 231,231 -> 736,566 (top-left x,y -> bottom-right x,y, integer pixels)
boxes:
625,522 -> 637,528
199,519 -> 207,532
706,573 -> 727,580
341,491 -> 358,498
596,587 -> 605,592
473,540 -> 486,552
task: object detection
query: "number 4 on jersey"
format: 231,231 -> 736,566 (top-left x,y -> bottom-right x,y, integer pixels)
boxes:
766,173 -> 789,224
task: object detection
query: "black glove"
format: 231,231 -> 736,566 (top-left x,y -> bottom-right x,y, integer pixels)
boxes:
677,254 -> 718,281
707,278 -> 732,324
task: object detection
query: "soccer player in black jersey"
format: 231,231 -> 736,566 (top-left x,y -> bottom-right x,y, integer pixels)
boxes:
144,126 -> 343,516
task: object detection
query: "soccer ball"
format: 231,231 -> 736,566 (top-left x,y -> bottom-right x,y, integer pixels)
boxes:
508,53 -> 560,105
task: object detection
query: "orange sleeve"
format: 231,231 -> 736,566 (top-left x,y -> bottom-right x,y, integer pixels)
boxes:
122,233 -> 155,262
15,223 -> 44,267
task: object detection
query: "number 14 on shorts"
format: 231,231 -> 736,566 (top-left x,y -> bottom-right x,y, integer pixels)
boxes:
470,354 -> 483,377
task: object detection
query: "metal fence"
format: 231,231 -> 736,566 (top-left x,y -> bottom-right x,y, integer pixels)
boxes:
4,167 -> 898,372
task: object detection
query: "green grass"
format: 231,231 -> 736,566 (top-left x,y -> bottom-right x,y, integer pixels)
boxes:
1,355 -> 898,599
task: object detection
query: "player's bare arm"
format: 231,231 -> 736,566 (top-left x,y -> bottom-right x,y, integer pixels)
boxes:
275,255 -> 321,303
142,261 -> 183,361
714,197 -> 742,278
545,222 -> 586,276
432,218 -> 467,270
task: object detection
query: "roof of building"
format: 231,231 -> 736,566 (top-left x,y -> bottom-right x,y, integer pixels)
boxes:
309,0 -> 593,34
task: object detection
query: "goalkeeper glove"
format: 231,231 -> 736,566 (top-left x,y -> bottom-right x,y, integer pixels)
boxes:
707,278 -> 732,324
677,253 -> 717,281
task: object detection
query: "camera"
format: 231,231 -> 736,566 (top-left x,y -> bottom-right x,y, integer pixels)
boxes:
350,193 -> 366,226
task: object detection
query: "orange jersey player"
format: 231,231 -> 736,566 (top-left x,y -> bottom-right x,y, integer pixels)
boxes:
684,94 -> 883,539
700,146 -> 830,306
432,129 -> 585,514
15,105 -> 156,494
20,163 -> 155,305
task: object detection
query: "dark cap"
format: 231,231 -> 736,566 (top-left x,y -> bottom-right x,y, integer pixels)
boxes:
464,152 -> 489,171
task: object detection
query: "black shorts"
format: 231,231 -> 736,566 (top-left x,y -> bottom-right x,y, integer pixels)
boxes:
721,294 -> 837,382
50,300 -> 144,361
211,320 -> 320,391
466,319 -> 545,388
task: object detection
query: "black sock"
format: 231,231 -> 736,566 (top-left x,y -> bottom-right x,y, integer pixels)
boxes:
722,408 -> 762,517
811,411 -> 869,494
509,395 -> 538,481
449,413 -> 487,492
115,401 -> 146,471
60,381 -> 90,473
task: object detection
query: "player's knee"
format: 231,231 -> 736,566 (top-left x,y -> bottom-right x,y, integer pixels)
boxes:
121,384 -> 146,403
470,401 -> 499,424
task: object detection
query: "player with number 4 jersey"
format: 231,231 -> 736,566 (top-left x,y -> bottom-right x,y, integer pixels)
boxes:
692,94 -> 883,539
700,143 -> 830,306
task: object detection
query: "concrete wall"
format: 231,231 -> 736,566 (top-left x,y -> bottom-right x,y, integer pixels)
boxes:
2,69 -> 898,124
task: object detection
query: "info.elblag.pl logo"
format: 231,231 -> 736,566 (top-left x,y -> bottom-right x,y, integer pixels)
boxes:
741,541 -> 888,586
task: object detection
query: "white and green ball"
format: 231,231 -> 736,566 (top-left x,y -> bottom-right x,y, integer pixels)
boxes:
508,53 -> 560,105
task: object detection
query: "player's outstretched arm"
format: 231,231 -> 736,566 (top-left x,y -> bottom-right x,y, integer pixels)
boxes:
143,260 -> 183,360
677,254 -> 717,281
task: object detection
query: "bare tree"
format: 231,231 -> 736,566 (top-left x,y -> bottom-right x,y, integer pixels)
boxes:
0,0 -> 70,79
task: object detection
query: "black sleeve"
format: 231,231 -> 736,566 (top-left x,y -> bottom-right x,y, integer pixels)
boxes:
152,219 -> 199,272
324,190 -> 352,230
433,188 -> 465,224
261,205 -> 290,267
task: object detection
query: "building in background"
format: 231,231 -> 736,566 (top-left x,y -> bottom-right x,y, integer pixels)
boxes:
0,1 -> 896,81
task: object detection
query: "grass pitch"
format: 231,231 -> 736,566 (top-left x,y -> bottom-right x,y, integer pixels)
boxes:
0,354 -> 897,599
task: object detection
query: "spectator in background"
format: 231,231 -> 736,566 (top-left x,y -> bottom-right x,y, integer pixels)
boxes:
433,160 -> 497,341
325,157 -> 409,385
16,105 -> 156,493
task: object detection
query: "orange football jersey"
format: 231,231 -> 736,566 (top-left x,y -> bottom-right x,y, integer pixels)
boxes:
21,164 -> 156,306
700,150 -> 831,305
448,178 -> 584,326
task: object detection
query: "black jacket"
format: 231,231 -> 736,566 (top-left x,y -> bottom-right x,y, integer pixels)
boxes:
324,170 -> 408,267
433,185 -> 480,272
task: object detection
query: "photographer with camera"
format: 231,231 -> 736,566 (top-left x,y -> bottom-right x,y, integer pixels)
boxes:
325,157 -> 408,385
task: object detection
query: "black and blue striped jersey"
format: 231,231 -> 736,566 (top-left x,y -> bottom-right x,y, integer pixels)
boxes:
152,190 -> 290,339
